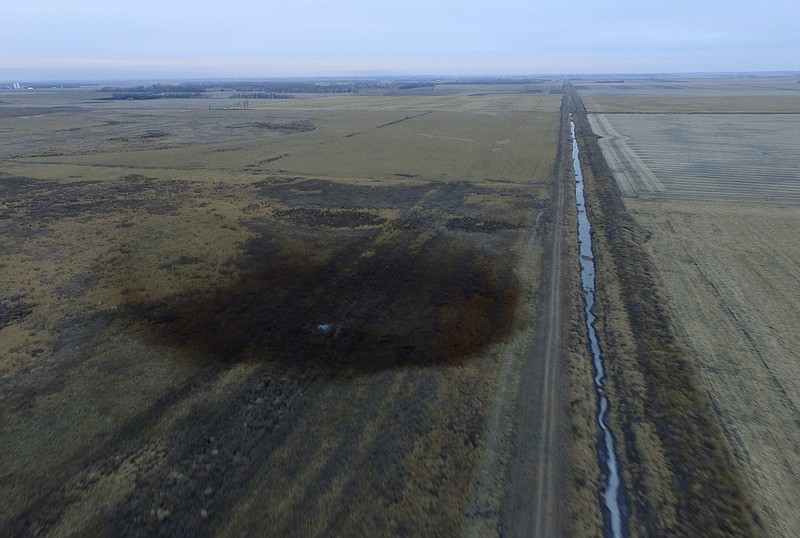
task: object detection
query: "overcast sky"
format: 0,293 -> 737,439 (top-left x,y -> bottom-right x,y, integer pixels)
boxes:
2,0 -> 798,80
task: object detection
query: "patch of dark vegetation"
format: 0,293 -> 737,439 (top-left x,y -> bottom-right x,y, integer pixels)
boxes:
55,272 -> 98,299
107,130 -> 170,143
96,369 -> 302,538
158,256 -> 203,270
119,174 -> 157,181
446,216 -> 520,233
274,207 -> 386,228
211,146 -> 244,153
253,179 -> 533,237
227,120 -> 314,134
175,255 -> 203,266
0,106 -> 83,119
0,295 -> 34,328
0,174 -> 185,224
395,211 -> 443,230
0,357 -> 226,537
123,225 -> 518,376
254,178 -> 488,211
0,309 -> 121,415
569,83 -> 762,536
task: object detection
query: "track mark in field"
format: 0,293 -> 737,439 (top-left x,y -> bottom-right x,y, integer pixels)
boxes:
376,111 -> 433,128
691,255 -> 800,430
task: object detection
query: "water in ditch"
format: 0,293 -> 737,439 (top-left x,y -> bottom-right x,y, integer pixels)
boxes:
571,115 -> 628,538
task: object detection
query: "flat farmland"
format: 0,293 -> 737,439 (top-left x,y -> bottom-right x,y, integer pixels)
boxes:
580,76 -> 800,536
579,76 -> 800,113
0,83 -> 565,536
624,200 -> 800,536
1,90 -> 559,184
588,113 -> 800,203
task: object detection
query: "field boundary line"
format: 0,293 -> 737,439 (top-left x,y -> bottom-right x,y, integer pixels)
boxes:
587,114 -> 665,196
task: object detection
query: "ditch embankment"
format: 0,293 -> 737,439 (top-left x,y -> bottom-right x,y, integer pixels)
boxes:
567,83 -> 761,536
571,114 -> 628,537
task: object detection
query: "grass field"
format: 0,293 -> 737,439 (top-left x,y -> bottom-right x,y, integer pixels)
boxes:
1,89 -> 559,184
579,75 -> 800,537
0,82 -> 563,535
578,76 -> 800,113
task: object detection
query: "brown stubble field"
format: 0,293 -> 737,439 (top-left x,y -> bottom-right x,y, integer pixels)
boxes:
578,76 -> 800,537
0,84 -> 565,535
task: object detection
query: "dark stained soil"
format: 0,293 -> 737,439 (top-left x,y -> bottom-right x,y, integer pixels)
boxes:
127,224 -> 517,374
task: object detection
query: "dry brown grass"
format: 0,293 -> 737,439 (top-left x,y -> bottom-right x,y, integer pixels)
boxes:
569,84 -> 761,536
627,200 -> 800,537
0,85 -> 562,536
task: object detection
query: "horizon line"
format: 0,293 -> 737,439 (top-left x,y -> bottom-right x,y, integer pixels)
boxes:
2,69 -> 799,85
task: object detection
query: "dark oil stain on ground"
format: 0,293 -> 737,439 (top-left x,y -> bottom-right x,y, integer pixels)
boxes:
123,223 -> 519,376
0,174 -> 185,229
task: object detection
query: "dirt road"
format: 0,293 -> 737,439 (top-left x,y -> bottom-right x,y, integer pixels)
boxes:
501,89 -> 571,537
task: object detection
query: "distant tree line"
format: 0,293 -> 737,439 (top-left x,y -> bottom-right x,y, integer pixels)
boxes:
396,82 -> 435,90
225,82 -> 367,93
229,93 -> 294,100
20,83 -> 81,89
109,92 -> 206,100
438,77 -> 549,85
96,77 -> 556,101
100,83 -> 207,100
98,81 -> 385,100
100,83 -> 208,94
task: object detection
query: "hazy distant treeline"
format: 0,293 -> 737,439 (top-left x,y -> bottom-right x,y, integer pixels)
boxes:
229,93 -> 294,100
99,81 -> 381,100
97,78 -> 552,100
225,82 -> 367,93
